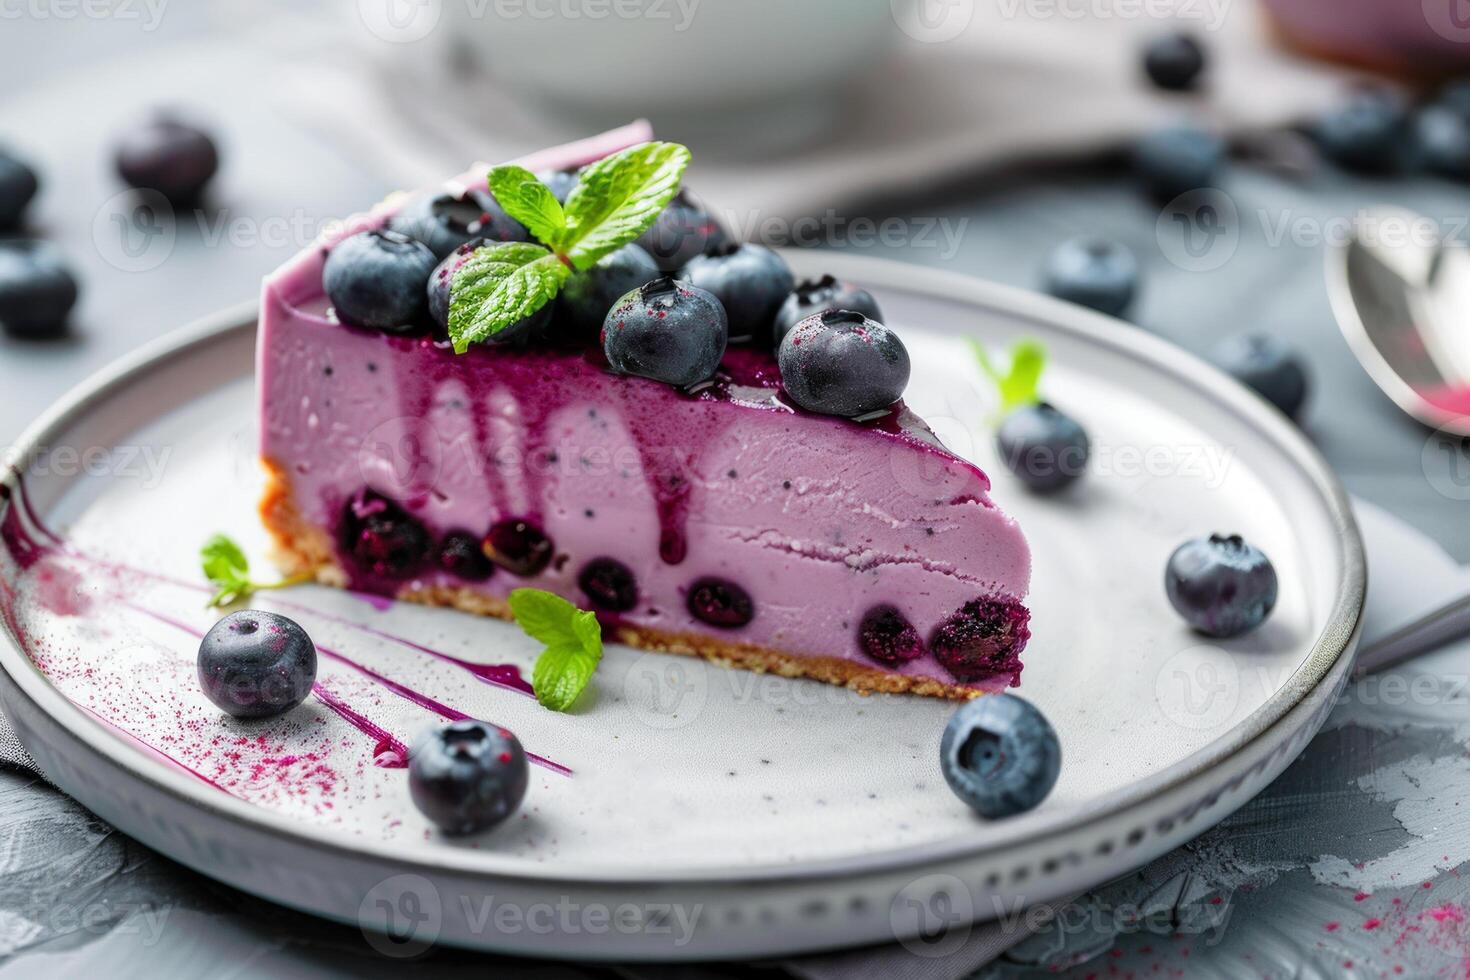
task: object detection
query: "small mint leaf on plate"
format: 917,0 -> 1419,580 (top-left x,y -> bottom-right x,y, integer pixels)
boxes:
558,141 -> 691,270
531,642 -> 600,712
487,165 -> 567,246
447,242 -> 569,353
510,588 -> 604,712
972,339 -> 1047,417
200,533 -> 306,608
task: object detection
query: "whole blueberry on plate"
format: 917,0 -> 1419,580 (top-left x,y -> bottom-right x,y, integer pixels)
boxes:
0,241 -> 79,339
1133,125 -> 1226,201
554,242 -> 660,345
1143,32 -> 1205,91
940,694 -> 1060,819
388,189 -> 528,260
409,720 -> 529,835
426,239 -> 547,344
996,403 -> 1089,493
1042,237 -> 1138,317
635,189 -> 728,272
1314,90 -> 1408,174
1166,534 -> 1278,638
603,277 -> 728,387
197,610 -> 318,719
1209,333 -> 1308,419
1415,105 -> 1470,180
778,309 -> 910,417
772,274 -> 883,348
0,147 -> 39,229
113,115 -> 219,206
538,167 -> 580,203
680,242 -> 794,343
324,229 -> 438,334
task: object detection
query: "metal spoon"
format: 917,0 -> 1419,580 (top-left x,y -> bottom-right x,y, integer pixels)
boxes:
1354,593 -> 1470,678
1327,205 -> 1470,436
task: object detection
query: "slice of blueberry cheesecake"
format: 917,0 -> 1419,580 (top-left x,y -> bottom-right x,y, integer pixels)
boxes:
258,126 -> 1032,697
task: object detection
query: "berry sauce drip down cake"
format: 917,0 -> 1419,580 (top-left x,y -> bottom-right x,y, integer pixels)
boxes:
257,125 -> 1032,698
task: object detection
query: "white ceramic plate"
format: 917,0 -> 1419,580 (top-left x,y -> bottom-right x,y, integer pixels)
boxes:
0,252 -> 1363,961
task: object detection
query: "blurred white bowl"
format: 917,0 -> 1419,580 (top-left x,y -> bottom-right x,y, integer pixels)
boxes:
447,0 -> 900,149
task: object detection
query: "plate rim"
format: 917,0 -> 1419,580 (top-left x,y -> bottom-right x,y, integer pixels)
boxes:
0,252 -> 1366,888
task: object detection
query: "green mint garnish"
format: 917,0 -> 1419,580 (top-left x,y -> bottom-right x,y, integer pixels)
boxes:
509,588 -> 604,712
971,339 -> 1047,417
448,140 -> 691,353
200,534 -> 306,607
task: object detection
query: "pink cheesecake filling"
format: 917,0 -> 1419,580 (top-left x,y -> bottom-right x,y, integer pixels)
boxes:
257,130 -> 1032,692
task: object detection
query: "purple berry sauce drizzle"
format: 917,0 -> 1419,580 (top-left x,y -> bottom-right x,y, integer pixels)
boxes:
0,479 -> 570,795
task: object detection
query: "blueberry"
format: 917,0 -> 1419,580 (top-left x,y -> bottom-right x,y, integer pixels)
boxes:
409,720 -> 528,835
1133,125 -> 1226,201
778,309 -> 910,417
388,189 -> 528,260
554,243 -> 659,345
1314,90 -> 1408,174
482,518 -> 553,577
687,577 -> 754,628
538,168 -> 580,203
929,597 -> 1030,683
679,242 -> 794,344
113,115 -> 219,206
858,605 -> 924,666
1042,237 -> 1138,317
1142,32 -> 1205,91
426,240 -> 547,344
0,148 -> 38,229
635,189 -> 728,272
940,694 -> 1060,819
324,230 -> 438,334
603,277 -> 728,387
1209,333 -> 1309,419
1436,78 -> 1470,118
578,557 -> 638,612
1415,105 -> 1470,180
0,241 -> 78,339
772,274 -> 884,348
996,403 -> 1090,493
197,610 -> 318,719
1166,534 -> 1277,638
437,530 -> 495,581
340,491 -> 432,580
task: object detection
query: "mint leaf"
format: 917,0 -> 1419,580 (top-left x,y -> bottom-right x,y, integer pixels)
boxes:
558,141 -> 691,270
509,588 -> 604,712
507,588 -> 582,646
972,339 -> 1047,416
201,534 -> 250,607
531,642 -> 600,712
200,534 -> 306,608
446,141 -> 691,353
487,165 -> 566,245
447,242 -> 569,353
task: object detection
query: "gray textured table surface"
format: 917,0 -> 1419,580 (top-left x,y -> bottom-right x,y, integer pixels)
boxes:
4,8 -> 1470,980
